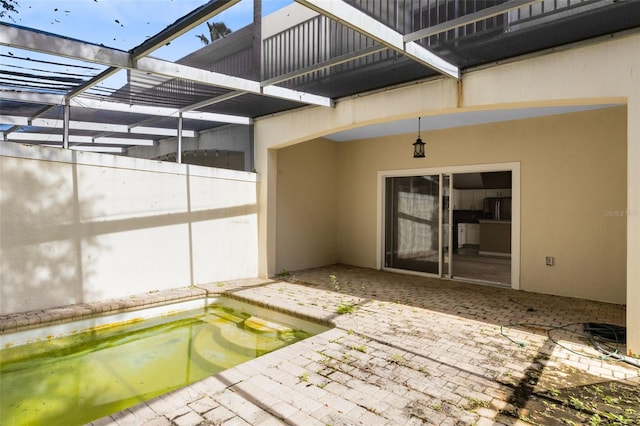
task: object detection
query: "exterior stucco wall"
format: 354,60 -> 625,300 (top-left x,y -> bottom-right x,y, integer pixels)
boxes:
0,144 -> 258,315
276,139 -> 339,273
255,32 -> 640,354
335,107 -> 626,303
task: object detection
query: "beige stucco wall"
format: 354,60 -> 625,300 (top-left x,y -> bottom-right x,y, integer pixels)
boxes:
271,107 -> 627,304
276,139 -> 339,273
335,107 -> 627,303
255,32 -> 639,353
0,144 -> 258,315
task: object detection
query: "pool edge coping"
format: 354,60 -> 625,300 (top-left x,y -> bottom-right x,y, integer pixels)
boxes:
0,278 -> 337,338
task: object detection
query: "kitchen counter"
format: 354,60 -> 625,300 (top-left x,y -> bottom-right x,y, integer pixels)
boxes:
479,220 -> 511,256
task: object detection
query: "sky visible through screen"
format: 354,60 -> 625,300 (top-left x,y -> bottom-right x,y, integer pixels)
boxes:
0,0 -> 294,116
1,0 -> 294,60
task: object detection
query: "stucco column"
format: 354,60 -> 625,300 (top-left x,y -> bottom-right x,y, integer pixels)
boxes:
256,146 -> 277,278
627,96 -> 640,357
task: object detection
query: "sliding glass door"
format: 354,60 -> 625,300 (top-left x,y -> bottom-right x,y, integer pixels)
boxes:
384,175 -> 445,274
383,169 -> 515,286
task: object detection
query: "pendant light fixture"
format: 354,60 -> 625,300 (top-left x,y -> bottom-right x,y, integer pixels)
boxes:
413,117 -> 425,158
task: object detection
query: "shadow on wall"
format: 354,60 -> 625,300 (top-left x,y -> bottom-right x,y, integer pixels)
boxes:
0,153 -> 106,313
1,148 -> 260,315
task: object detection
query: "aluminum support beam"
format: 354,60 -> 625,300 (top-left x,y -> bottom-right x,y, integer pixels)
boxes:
0,22 -> 333,108
39,144 -> 125,153
132,126 -> 195,137
0,89 -> 65,105
180,91 -> 248,112
63,104 -> 70,149
404,0 -> 542,42
130,0 -> 240,60
177,114 -> 183,164
39,0 -> 240,129
66,67 -> 122,100
134,56 -> 261,93
0,23 -> 131,68
261,45 -> 386,86
69,97 -> 251,125
181,110 -> 250,125
3,132 -> 154,146
261,85 -> 333,106
0,116 -> 195,138
69,146 -> 124,153
295,0 -> 459,79
93,137 -> 154,146
0,90 -> 225,143
135,57 -> 333,107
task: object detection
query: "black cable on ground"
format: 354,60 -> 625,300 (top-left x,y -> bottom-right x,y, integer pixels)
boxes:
584,322 -> 626,343
500,322 -> 640,368
584,322 -> 640,368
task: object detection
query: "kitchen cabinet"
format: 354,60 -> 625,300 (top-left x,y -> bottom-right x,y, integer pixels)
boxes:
453,189 -> 512,210
485,189 -> 512,198
451,189 -> 511,210
455,190 -> 484,210
458,223 -> 480,248
452,190 -> 461,209
459,191 -> 476,209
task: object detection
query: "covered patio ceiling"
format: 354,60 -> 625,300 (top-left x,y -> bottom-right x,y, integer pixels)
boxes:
1,0 -> 639,154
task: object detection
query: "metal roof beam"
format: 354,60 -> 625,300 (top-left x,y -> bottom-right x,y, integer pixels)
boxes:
53,0 -> 240,123
0,94 -> 250,126
0,89 -> 64,105
135,57 -> 333,107
0,23 -> 131,68
0,115 -> 195,137
181,110 -> 250,124
132,126 -> 195,137
0,116 -> 28,126
69,146 -> 125,153
262,85 -> 333,106
404,0 -> 542,42
38,143 -> 126,154
180,91 -> 247,112
40,144 -> 126,154
261,45 -> 386,86
3,132 -> 154,146
134,56 -> 261,92
66,67 -> 121,100
130,0 -> 240,60
295,0 -> 459,79
0,22 -> 333,108
69,96 -> 252,125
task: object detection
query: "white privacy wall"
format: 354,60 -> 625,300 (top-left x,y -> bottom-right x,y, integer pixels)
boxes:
0,143 -> 258,315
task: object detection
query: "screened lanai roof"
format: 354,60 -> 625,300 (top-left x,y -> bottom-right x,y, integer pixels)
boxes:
1,0 -> 639,154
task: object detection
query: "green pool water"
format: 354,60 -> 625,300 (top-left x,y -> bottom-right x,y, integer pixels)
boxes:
0,300 -> 322,425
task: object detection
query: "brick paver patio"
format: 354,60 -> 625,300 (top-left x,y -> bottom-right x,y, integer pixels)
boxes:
2,264 -> 638,425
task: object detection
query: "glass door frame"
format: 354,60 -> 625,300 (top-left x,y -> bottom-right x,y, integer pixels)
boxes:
439,174 -> 453,279
376,163 -> 520,289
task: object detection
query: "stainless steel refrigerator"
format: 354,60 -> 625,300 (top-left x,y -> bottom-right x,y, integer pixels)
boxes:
483,197 -> 512,221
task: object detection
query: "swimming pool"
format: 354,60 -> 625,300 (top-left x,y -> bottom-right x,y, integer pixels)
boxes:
0,297 -> 328,425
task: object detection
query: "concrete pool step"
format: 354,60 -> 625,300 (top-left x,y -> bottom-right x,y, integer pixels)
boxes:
216,322 -> 288,356
243,316 -> 294,339
195,315 -> 291,358
202,308 -> 248,325
192,325 -> 254,371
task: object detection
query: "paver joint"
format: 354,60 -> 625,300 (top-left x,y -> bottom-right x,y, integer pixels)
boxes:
2,265 -> 638,425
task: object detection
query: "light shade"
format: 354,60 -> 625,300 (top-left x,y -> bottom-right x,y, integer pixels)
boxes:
413,137 -> 425,158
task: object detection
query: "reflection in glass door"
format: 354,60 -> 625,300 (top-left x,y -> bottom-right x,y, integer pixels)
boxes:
441,174 -> 452,277
383,169 -> 514,285
384,175 -> 441,274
